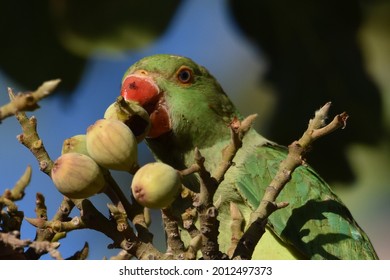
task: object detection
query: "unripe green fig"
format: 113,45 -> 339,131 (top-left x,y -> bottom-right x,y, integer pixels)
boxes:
51,152 -> 106,199
131,162 -> 181,209
104,98 -> 151,143
61,134 -> 88,155
86,118 -> 138,172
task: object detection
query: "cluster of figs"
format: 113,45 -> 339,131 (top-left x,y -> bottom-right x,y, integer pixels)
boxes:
51,99 -> 182,209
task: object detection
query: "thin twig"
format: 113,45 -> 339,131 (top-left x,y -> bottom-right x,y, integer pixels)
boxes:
227,202 -> 244,258
213,114 -> 257,183
0,79 -> 60,122
162,208 -> 185,256
233,102 -> 348,259
29,241 -> 63,260
8,165 -> 32,201
66,242 -> 89,260
181,207 -> 199,239
179,115 -> 257,260
14,108 -> 54,177
0,231 -> 30,258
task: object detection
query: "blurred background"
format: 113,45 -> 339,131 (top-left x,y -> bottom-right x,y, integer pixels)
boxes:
0,0 -> 389,259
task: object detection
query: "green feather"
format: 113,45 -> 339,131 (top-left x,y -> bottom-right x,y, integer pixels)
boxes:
123,54 -> 378,259
227,132 -> 377,259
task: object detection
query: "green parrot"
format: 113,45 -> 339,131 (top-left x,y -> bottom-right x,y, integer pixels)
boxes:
120,54 -> 378,260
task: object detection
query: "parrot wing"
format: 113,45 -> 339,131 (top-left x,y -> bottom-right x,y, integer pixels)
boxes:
234,143 -> 378,259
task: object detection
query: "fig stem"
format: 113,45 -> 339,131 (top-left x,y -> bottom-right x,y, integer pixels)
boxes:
102,171 -> 133,218
103,170 -> 153,244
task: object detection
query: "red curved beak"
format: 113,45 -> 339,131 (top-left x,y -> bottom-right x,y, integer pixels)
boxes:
120,75 -> 160,114
120,74 -> 171,138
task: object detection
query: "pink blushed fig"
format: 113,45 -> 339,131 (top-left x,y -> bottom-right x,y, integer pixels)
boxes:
51,152 -> 105,199
131,162 -> 181,209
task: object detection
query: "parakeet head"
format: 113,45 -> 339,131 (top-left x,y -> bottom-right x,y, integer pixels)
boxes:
120,54 -> 239,150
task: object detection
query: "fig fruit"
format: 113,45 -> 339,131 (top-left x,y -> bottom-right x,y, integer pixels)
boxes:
104,98 -> 151,143
131,162 -> 181,209
61,134 -> 88,155
86,118 -> 137,172
51,152 -> 105,199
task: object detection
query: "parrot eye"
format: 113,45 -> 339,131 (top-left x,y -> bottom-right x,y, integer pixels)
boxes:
176,67 -> 193,84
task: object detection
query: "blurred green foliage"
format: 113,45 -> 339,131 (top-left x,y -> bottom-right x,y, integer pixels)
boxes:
0,0 -> 179,91
229,0 -> 384,183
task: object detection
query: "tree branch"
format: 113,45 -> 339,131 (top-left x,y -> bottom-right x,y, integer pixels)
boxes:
0,79 -> 60,122
233,102 -> 349,259
14,109 -> 54,177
